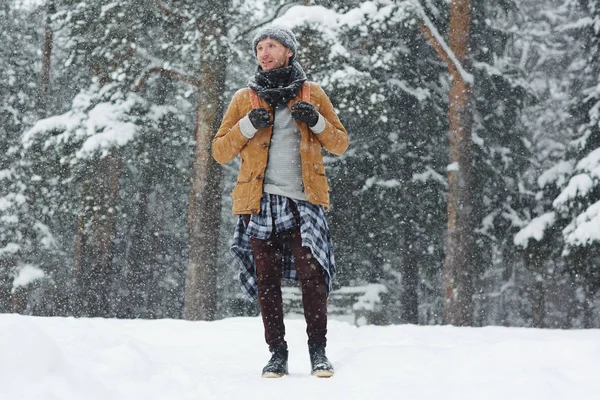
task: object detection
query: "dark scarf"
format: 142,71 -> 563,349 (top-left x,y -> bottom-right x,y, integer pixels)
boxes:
248,61 -> 307,106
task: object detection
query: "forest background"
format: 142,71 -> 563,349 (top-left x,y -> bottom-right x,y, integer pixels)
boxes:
2,0 -> 600,328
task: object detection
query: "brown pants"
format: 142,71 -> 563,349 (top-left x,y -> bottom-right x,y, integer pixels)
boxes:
247,214 -> 328,351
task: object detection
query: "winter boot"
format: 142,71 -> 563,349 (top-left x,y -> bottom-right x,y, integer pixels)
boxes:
261,345 -> 289,378
309,344 -> 334,378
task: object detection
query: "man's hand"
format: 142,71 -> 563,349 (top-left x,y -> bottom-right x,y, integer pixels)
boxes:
291,101 -> 319,127
248,108 -> 272,129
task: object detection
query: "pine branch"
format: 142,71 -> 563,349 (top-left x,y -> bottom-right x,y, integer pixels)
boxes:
419,22 -> 458,78
153,0 -> 199,27
134,67 -> 200,91
237,0 -> 300,38
412,1 -> 474,85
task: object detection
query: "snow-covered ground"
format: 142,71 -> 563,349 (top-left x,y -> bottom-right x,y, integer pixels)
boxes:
1,314 -> 599,400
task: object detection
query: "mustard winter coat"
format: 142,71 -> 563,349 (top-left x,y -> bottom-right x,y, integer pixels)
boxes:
212,82 -> 348,214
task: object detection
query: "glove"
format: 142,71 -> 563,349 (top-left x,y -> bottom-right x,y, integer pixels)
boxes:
290,101 -> 319,127
248,108 -> 272,129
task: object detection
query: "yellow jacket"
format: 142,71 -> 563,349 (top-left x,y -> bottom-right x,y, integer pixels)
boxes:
212,82 -> 348,214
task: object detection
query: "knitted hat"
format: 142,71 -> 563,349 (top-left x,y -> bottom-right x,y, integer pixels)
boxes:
252,26 -> 298,62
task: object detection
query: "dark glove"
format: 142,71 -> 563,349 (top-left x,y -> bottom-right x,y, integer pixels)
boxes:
291,101 -> 319,127
248,108 -> 272,129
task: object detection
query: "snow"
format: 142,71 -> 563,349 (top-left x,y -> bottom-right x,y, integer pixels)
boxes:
388,78 -> 431,102
514,212 -> 556,247
324,66 -> 371,88
537,160 -> 574,189
561,16 -> 596,31
0,314 -> 598,400
35,221 -> 57,249
350,284 -> 387,312
100,2 -> 119,18
272,0 -> 472,92
22,91 -> 143,160
0,169 -> 12,181
22,112 -> 84,149
0,193 -> 27,212
11,264 -> 45,292
563,200 -> 600,247
374,179 -> 401,189
0,197 -> 11,212
275,2 -> 393,31
78,97 -> 139,158
273,2 -> 412,62
412,166 -> 447,186
551,149 -> 600,215
14,0 -> 43,9
0,243 -> 20,257
553,173 -> 594,210
575,147 -> 600,179
410,1 -> 474,85
447,162 -> 459,171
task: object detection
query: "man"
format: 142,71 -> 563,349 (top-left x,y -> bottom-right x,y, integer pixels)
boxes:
212,26 -> 348,378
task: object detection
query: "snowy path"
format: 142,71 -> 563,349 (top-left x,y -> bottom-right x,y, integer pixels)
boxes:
1,314 -> 599,400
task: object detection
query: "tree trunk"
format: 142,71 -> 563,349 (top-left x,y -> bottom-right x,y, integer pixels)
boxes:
524,244 -> 546,328
531,275 -> 546,328
120,169 -> 153,318
183,6 -> 229,321
120,75 -> 171,319
401,231 -> 419,324
75,153 -> 123,317
0,261 -> 14,313
39,1 -> 55,118
582,284 -> 593,329
443,0 -> 475,326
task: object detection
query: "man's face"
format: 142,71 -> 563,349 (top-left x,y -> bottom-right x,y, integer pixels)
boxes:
256,38 -> 294,71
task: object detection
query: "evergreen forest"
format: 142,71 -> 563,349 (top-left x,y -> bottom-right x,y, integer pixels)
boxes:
2,0 -> 600,328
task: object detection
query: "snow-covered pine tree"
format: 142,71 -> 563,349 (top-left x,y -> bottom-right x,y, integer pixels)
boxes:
460,0 -> 536,326
0,2 -> 59,314
514,0 -> 600,328
21,0 -> 186,317
512,0 -> 583,328
550,0 -> 600,328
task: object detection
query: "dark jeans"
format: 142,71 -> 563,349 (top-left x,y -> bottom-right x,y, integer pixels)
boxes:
246,212 -> 328,351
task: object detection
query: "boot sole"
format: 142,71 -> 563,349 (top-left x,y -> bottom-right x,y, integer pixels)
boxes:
261,371 -> 288,378
312,369 -> 334,378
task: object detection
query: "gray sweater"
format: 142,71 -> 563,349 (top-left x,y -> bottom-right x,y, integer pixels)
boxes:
239,103 -> 326,201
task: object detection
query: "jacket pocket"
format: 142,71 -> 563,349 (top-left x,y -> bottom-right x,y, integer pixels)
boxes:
313,163 -> 326,176
311,163 -> 330,202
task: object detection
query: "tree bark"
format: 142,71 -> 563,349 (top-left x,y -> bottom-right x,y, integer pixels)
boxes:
401,250 -> 419,324
522,241 -> 546,328
39,1 -> 55,118
531,275 -> 546,328
582,283 -> 593,329
0,261 -> 14,313
183,6 -> 229,321
75,153 -> 123,317
121,169 -> 153,318
442,0 -> 475,326
401,213 -> 419,324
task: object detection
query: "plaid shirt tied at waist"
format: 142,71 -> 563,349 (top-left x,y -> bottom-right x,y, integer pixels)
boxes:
230,193 -> 336,300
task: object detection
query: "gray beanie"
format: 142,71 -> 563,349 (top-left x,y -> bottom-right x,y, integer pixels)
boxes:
252,26 -> 298,62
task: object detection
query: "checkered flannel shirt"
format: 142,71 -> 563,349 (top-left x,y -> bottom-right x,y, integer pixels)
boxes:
230,193 -> 336,301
